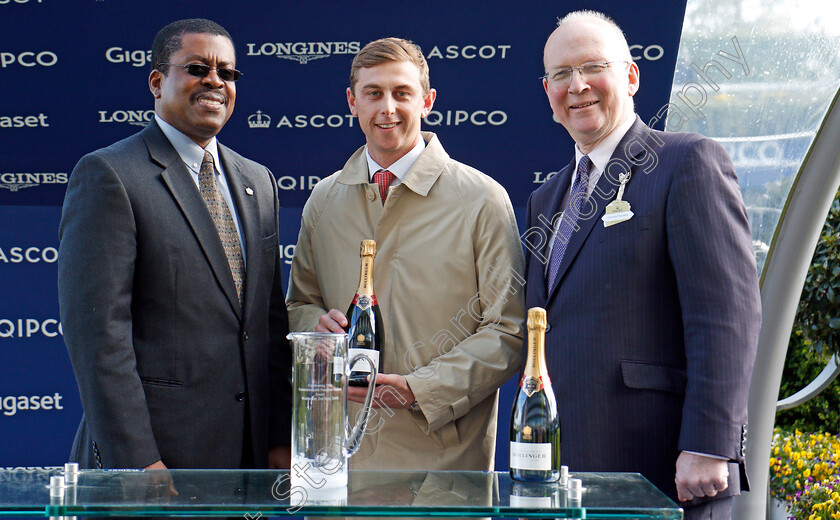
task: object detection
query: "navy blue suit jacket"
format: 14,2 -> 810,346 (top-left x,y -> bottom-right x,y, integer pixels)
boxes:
522,117 -> 760,503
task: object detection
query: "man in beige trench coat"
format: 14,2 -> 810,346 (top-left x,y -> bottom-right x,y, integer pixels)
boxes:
286,37 -> 525,470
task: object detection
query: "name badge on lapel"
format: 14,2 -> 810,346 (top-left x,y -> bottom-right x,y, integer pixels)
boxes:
602,172 -> 634,227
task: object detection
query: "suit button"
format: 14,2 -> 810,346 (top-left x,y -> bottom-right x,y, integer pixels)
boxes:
367,191 -> 376,202
235,392 -> 246,402
243,332 -> 249,342
545,324 -> 552,333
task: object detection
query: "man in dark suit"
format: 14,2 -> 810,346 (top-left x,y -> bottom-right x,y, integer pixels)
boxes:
522,11 -> 760,519
58,18 -> 291,470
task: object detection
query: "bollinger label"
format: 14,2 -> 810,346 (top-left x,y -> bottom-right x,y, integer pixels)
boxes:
510,441 -> 552,471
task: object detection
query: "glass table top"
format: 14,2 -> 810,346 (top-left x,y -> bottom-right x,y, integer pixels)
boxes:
0,468 -> 682,518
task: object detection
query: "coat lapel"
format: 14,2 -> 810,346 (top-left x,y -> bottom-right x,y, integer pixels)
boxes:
144,121 -> 243,319
546,117 -> 650,304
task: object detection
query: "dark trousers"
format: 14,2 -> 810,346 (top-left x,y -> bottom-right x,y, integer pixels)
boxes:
684,496 -> 734,520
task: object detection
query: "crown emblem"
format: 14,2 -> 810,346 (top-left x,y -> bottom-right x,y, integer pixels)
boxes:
248,110 -> 271,129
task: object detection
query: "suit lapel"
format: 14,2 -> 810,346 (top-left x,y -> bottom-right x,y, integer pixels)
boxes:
144,122 -> 243,320
546,118 -> 650,303
220,145 -> 261,318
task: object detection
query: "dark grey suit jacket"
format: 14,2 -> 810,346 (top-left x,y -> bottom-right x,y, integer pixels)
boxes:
522,118 -> 761,504
58,120 -> 291,469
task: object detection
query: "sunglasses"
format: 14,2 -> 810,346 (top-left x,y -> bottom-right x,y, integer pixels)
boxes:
158,63 -> 242,82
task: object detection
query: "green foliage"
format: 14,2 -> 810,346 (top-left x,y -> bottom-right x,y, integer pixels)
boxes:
776,191 -> 840,434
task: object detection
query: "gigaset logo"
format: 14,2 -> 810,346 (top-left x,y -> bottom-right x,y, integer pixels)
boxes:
106,47 -> 152,68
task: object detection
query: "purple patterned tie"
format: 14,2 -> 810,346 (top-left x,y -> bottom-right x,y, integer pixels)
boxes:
547,155 -> 592,291
199,151 -> 245,303
373,169 -> 396,205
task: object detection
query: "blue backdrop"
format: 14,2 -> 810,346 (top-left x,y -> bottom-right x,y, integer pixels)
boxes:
0,0 -> 686,469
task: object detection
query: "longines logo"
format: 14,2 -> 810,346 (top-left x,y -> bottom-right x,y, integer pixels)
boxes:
98,109 -> 155,127
423,44 -> 511,60
246,41 -> 361,64
106,46 -> 151,68
0,172 -> 67,192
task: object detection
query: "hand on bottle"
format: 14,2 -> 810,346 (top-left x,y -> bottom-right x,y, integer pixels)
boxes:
675,451 -> 729,501
348,373 -> 416,409
316,309 -> 348,332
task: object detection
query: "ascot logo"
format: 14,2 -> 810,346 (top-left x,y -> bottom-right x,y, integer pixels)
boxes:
248,110 -> 356,129
246,41 -> 361,64
0,172 -> 68,192
98,109 -> 155,127
248,110 -> 271,128
423,44 -> 511,60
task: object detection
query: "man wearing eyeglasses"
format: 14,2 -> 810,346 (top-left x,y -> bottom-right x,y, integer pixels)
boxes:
522,11 -> 760,519
58,18 -> 292,470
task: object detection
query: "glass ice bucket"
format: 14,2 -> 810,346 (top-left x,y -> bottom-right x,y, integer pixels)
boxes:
287,332 -> 377,488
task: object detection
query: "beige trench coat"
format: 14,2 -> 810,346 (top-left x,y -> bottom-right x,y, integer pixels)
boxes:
286,133 -> 525,470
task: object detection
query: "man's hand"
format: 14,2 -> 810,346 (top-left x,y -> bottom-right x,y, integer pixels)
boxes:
144,460 -> 167,470
316,310 -> 347,333
269,446 -> 291,469
348,373 -> 415,409
675,451 -> 729,501
141,460 -> 178,497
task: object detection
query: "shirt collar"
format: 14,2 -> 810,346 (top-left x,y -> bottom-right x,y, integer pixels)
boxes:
366,137 -> 426,181
574,115 -> 635,174
155,114 -> 222,174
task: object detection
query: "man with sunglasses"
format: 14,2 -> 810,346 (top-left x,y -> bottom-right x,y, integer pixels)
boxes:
522,11 -> 760,519
58,18 -> 291,470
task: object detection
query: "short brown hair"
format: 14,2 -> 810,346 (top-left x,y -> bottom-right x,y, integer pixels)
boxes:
349,37 -> 430,94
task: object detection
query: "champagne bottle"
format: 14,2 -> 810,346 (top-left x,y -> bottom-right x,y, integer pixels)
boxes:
510,307 -> 561,482
345,240 -> 384,386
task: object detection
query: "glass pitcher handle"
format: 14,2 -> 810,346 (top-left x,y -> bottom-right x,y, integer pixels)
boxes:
344,353 -> 378,457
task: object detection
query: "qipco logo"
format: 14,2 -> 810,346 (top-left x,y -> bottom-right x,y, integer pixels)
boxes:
0,51 -> 57,68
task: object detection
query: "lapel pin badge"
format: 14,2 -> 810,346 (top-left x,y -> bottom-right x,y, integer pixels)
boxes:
245,187 -> 254,196
602,171 -> 634,227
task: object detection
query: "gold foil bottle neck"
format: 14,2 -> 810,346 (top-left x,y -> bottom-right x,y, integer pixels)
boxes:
527,307 -> 547,331
360,240 -> 377,258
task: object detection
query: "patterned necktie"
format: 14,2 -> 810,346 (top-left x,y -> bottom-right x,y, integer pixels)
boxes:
547,155 -> 592,291
199,151 -> 245,303
373,169 -> 396,205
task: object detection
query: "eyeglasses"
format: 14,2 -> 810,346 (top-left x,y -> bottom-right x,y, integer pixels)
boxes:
541,61 -> 628,85
158,63 -> 243,82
